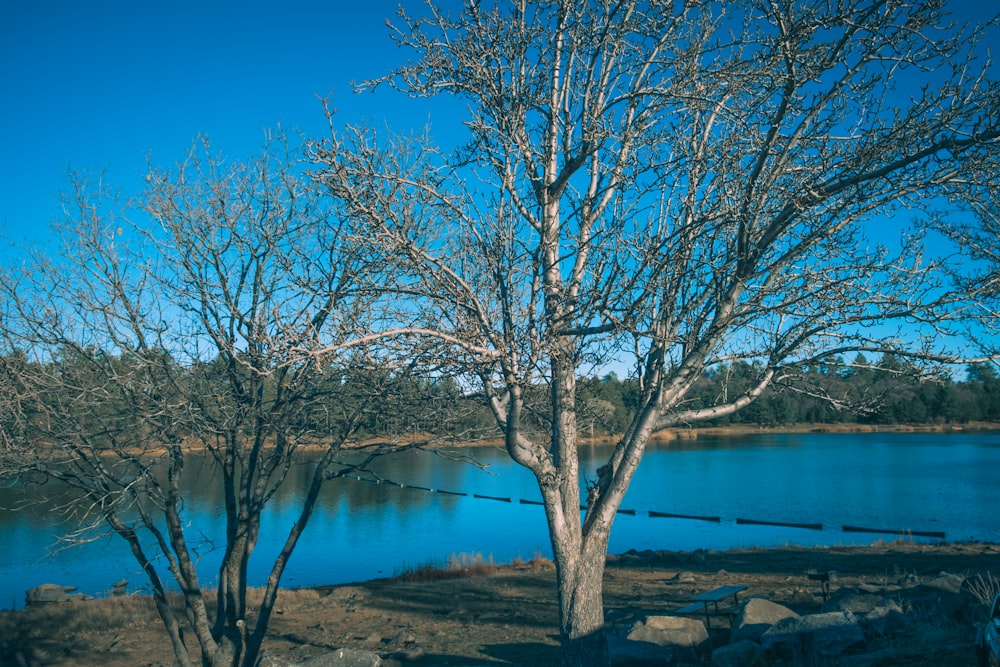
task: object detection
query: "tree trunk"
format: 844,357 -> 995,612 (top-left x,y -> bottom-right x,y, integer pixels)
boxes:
546,473 -> 614,667
555,548 -> 610,667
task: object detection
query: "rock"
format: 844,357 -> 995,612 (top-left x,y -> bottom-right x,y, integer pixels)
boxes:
111,579 -> 128,596
762,611 -> 866,659
860,603 -> 911,639
921,572 -> 965,594
823,593 -> 886,615
896,583 -> 965,619
712,639 -> 762,667
627,615 -> 709,649
856,583 -> 885,595
388,631 -> 416,646
787,589 -> 819,606
605,634 -> 675,666
298,648 -> 382,666
673,571 -> 697,583
825,595 -> 906,638
832,647 -> 901,666
25,584 -> 77,605
391,646 -> 425,662
731,598 -> 799,642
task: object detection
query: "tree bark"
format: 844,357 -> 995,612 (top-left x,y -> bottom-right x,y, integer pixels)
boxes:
554,538 -> 611,667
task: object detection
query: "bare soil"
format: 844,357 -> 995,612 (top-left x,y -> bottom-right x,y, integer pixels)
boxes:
2,541 -> 997,666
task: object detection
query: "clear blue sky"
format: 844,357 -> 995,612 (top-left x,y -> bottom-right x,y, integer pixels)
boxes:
0,0 -> 464,251
0,1 -> 995,253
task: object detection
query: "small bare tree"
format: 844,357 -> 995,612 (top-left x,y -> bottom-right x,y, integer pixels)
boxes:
315,1 -> 1000,664
0,133 -> 412,667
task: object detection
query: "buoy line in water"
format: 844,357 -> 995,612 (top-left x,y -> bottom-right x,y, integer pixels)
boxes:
338,474 -> 946,540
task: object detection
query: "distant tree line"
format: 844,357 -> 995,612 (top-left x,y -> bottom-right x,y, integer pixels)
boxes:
263,354 -> 1000,438
5,350 -> 997,452
572,357 -> 1000,434
448,357 -> 1000,438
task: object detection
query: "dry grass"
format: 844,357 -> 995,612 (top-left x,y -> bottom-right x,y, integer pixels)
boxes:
395,551 -> 500,582
968,571 -> 1000,607
394,551 -> 558,582
245,585 -> 323,613
0,585 -> 329,645
0,594 -> 162,652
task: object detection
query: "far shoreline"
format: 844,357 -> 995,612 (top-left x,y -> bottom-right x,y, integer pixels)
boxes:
436,420 -> 1000,449
107,420 -> 1000,460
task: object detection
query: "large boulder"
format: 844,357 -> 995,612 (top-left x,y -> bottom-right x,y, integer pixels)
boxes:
823,593 -> 886,615
922,573 -> 965,595
627,614 -> 709,649
824,594 -> 907,638
25,584 -> 78,606
605,635 -> 676,666
762,611 -> 866,660
897,581 -> 966,619
731,598 -> 799,642
712,639 -> 762,667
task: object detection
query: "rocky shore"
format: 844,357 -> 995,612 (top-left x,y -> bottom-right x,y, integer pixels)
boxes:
2,541 -> 997,666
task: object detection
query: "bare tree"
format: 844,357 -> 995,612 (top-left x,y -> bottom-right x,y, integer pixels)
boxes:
315,1 -> 1000,664
0,133 -> 413,667
937,150 -> 1000,356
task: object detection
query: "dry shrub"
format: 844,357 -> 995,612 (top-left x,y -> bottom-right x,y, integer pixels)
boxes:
447,552 -> 498,575
968,572 -> 1000,607
396,552 -> 501,582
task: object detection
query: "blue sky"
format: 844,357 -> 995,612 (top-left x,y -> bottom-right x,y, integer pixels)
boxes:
0,0 -> 465,251
0,1 -> 996,254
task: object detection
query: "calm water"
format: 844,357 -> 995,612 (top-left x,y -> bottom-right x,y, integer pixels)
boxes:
1,431 -> 997,609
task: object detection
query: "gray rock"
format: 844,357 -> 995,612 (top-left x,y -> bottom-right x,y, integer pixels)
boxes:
627,615 -> 709,649
298,649 -> 382,667
921,573 -> 965,594
856,583 -> 885,595
712,639 -> 762,667
605,634 -> 676,666
787,589 -> 819,606
731,598 -> 799,642
832,647 -> 902,666
25,584 -> 77,605
897,584 -> 965,618
391,646 -> 425,662
862,602 -> 906,633
826,596 -> 907,638
762,611 -> 866,658
823,594 -> 889,615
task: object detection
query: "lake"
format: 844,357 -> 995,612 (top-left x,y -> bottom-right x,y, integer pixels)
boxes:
1,431 -> 997,609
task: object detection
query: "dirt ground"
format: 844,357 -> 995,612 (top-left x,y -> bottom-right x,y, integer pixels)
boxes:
2,541 -> 997,666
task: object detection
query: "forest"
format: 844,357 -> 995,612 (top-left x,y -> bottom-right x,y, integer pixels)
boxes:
392,357 -> 1000,440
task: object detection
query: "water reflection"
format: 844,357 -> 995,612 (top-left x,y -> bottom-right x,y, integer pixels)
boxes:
1,431 -> 998,609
